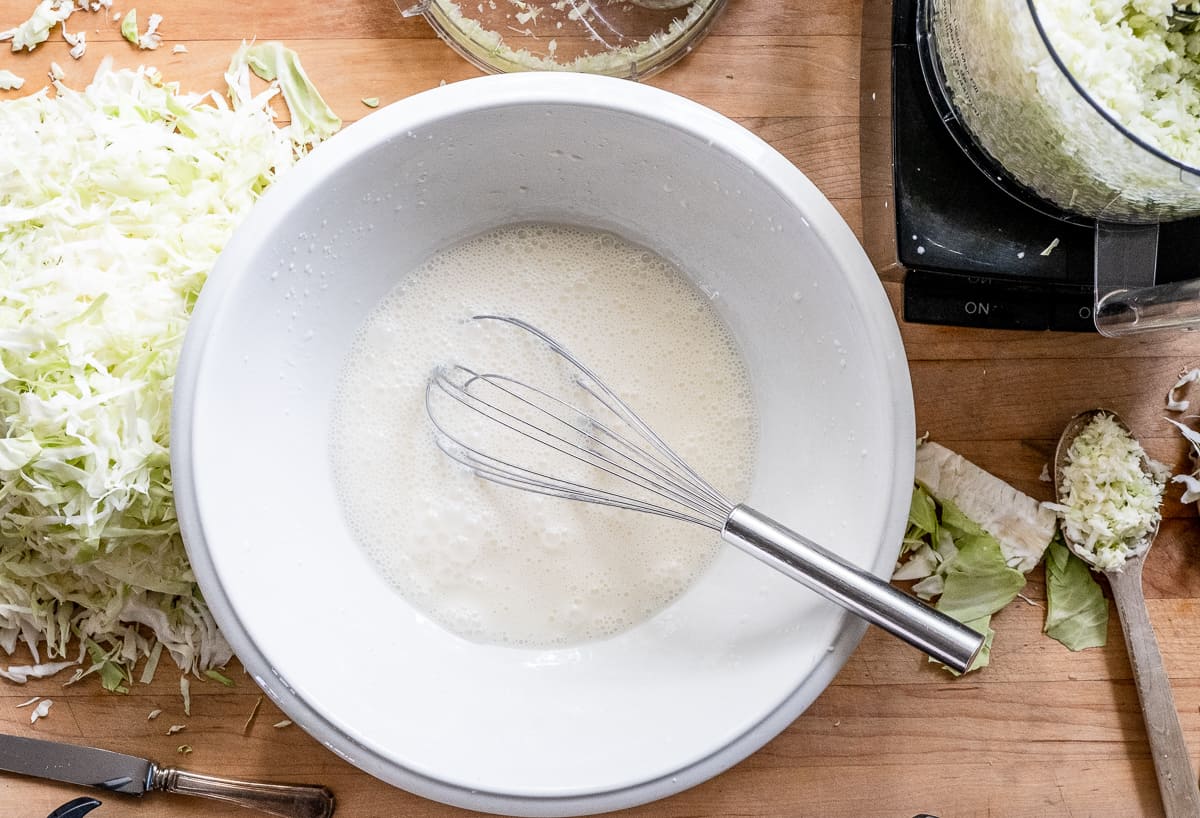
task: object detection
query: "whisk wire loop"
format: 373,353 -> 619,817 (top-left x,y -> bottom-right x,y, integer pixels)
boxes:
569,377 -> 732,514
425,352 -> 733,529
492,318 -> 715,470
486,373 -> 733,521
473,315 -> 732,510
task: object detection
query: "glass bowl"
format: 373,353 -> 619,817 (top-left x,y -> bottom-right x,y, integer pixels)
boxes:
400,0 -> 727,79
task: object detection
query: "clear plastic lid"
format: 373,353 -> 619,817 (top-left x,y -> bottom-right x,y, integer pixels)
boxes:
400,0 -> 727,80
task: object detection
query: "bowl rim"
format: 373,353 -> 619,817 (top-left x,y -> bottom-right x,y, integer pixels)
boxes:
171,70 -> 915,817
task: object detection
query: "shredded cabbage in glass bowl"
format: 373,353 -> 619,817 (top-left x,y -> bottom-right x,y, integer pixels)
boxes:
405,0 -> 726,79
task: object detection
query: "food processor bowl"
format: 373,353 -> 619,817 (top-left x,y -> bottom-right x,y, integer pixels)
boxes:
921,0 -> 1200,334
924,0 -> 1200,222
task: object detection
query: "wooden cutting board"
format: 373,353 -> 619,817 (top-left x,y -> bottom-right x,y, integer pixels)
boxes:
1,0 -> 1198,815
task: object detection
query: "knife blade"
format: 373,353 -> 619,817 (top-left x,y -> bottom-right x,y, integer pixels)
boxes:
0,733 -> 335,818
0,733 -> 149,794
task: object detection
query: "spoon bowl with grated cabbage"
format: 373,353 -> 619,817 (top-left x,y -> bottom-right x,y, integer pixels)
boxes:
1051,409 -> 1199,818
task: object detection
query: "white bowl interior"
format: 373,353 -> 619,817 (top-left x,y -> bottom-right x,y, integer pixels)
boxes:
175,73 -> 913,815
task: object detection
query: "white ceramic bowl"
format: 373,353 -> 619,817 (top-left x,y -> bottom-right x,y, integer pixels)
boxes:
172,73 -> 914,816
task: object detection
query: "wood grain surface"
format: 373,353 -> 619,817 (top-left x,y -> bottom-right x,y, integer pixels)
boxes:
2,0 -> 1199,816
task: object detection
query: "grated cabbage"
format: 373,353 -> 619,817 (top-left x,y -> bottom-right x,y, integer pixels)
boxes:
1035,0 -> 1200,167
932,0 -> 1200,219
0,50 -> 336,688
1046,413 -> 1165,571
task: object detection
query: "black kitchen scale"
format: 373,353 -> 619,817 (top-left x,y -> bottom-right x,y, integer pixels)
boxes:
859,0 -> 1200,331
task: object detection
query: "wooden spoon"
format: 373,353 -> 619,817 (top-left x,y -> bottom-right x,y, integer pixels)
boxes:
1054,409 -> 1200,817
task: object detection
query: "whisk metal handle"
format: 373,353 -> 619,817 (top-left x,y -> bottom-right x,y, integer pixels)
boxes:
722,505 -> 985,673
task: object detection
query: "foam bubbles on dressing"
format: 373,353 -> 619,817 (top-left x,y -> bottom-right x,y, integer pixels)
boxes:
330,224 -> 757,648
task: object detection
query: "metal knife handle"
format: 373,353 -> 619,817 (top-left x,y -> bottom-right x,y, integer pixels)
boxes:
151,766 -> 335,818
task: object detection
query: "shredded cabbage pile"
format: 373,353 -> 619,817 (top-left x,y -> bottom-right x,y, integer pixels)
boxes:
0,48 -> 337,690
1047,413 -> 1165,572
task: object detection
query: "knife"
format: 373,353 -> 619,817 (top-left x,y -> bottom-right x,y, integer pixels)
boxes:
0,733 -> 335,818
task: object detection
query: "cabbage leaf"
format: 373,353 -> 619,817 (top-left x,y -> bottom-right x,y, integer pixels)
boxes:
898,458 -> 1107,673
227,41 -> 341,146
1043,538 -> 1108,651
936,534 -> 1025,625
933,533 -> 1023,673
899,485 -> 1025,672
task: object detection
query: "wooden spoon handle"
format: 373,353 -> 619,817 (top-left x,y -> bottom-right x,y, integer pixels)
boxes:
1109,564 -> 1200,817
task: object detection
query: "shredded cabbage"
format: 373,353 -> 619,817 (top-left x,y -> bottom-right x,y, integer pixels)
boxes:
29,697 -> 51,723
1,0 -> 73,52
62,23 -> 86,59
0,52 -> 337,688
1046,413 -> 1165,571
119,8 -> 163,50
119,7 -> 138,44
933,0 -> 1200,219
1,0 -> 107,57
1166,368 -> 1200,505
227,42 -> 341,146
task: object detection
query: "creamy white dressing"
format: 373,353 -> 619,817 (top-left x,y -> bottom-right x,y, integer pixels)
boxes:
330,223 -> 757,648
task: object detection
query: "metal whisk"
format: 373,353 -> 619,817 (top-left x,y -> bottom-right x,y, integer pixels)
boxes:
426,315 -> 984,673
